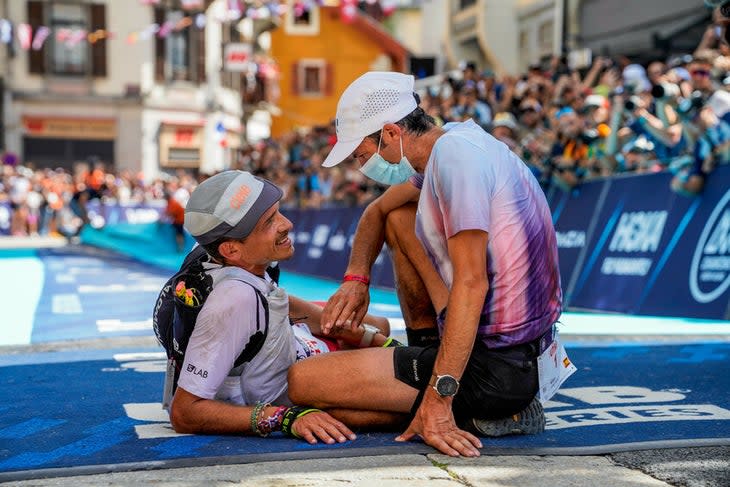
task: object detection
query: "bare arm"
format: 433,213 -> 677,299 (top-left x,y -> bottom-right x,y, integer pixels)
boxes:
396,229 -> 487,457
289,294 -> 390,339
321,182 -> 420,334
580,57 -> 605,92
169,387 -> 355,444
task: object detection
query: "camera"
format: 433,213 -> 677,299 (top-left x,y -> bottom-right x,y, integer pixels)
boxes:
651,83 -> 680,99
623,96 -> 643,112
677,91 -> 705,119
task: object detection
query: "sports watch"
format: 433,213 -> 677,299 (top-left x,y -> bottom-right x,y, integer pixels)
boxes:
429,374 -> 460,397
359,324 -> 380,347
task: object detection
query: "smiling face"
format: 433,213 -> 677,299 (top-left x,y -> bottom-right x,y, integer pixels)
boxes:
219,202 -> 294,276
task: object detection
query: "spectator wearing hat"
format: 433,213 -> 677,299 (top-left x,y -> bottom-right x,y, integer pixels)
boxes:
491,112 -> 520,154
548,107 -> 594,189
168,170 -> 393,441
518,99 -> 554,177
289,71 -> 562,458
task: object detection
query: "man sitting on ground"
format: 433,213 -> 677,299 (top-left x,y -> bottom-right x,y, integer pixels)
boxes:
167,170 -> 393,443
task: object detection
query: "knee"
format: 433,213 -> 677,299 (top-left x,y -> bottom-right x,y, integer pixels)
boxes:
287,361 -> 309,404
384,203 -> 417,247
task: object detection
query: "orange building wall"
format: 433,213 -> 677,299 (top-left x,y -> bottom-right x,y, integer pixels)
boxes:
270,7 -> 395,137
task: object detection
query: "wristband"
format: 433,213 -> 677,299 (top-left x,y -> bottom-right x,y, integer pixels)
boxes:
382,337 -> 404,348
250,402 -> 268,436
257,405 -> 287,437
359,324 -> 380,348
281,406 -> 321,438
343,274 -> 370,285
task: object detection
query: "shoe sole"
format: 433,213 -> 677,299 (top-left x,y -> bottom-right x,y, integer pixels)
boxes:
472,397 -> 546,437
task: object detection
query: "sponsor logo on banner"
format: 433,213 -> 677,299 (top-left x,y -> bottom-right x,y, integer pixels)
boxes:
125,207 -> 161,224
556,230 -> 585,249
690,189 -> 730,303
602,210 -> 667,276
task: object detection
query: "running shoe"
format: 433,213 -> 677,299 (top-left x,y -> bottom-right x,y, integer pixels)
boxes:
471,397 -> 545,436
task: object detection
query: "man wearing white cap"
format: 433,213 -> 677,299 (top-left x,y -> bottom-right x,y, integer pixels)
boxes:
287,72 -> 563,457
169,170 -> 393,443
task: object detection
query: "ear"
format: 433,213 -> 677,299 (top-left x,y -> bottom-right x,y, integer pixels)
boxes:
381,123 -> 401,145
218,240 -> 239,262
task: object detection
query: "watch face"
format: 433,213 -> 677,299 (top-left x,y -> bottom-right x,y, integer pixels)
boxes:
436,375 -> 459,396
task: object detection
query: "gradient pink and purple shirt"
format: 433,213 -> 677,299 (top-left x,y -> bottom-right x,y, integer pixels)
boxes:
412,120 -> 562,348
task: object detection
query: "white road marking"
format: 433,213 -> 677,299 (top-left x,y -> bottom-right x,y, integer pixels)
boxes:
52,294 -> 82,314
79,283 -> 162,293
97,318 -> 153,333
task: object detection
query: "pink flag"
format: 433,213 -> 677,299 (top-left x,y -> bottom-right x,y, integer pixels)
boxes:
17,23 -> 32,50
31,25 -> 50,50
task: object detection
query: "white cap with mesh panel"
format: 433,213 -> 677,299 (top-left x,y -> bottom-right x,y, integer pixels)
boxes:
322,71 -> 417,168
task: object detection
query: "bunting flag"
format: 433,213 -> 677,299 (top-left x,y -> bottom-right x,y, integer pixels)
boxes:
17,23 -> 32,50
194,13 -> 207,29
31,25 -> 50,50
0,0 -> 400,50
88,29 -> 113,44
181,0 -> 204,9
0,19 -> 13,44
340,0 -> 357,24
381,0 -> 398,16
67,29 -> 88,47
157,20 -> 174,38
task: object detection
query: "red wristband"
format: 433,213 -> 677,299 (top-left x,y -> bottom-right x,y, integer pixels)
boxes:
343,274 -> 370,285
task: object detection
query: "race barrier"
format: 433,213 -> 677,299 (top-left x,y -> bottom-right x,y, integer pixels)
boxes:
2,166 -> 728,319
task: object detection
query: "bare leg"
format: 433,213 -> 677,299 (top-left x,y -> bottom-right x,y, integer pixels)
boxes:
384,203 -> 448,328
326,408 -> 409,431
288,348 -> 418,413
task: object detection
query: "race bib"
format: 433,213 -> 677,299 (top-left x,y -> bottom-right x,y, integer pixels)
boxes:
537,332 -> 576,403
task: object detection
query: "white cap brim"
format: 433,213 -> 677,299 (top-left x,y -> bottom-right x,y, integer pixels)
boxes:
322,137 -> 363,168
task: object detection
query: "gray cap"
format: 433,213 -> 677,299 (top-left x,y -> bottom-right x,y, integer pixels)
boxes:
184,170 -> 283,246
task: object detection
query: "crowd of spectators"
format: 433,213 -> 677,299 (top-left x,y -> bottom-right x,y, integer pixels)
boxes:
2,22 -> 730,238
417,25 -> 730,196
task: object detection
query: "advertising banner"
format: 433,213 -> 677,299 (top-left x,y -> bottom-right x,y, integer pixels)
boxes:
636,165 -> 730,319
282,207 -> 396,288
550,179 -> 607,296
567,168 -> 730,319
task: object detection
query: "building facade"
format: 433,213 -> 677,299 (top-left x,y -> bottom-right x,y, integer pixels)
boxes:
1,0 -> 274,178
269,2 -> 408,137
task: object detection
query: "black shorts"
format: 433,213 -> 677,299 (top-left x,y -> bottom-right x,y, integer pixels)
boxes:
393,339 -> 540,426
172,223 -> 184,235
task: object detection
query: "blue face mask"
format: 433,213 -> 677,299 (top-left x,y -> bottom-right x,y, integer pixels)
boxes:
359,131 -> 416,186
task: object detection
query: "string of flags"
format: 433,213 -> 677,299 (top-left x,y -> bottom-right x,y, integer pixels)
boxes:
0,0 -> 400,51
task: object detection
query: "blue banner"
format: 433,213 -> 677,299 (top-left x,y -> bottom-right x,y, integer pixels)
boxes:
636,167 -> 730,319
282,207 -> 396,288
567,167 -> 730,319
551,180 -> 606,297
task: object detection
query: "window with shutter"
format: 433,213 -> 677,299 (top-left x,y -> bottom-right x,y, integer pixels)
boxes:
195,20 -> 205,83
27,1 -> 45,75
154,8 -> 165,81
90,4 -> 106,77
49,3 -> 88,76
296,59 -> 326,97
291,62 -> 299,95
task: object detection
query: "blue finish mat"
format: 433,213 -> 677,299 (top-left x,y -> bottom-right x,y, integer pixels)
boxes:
1,343 -> 729,480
